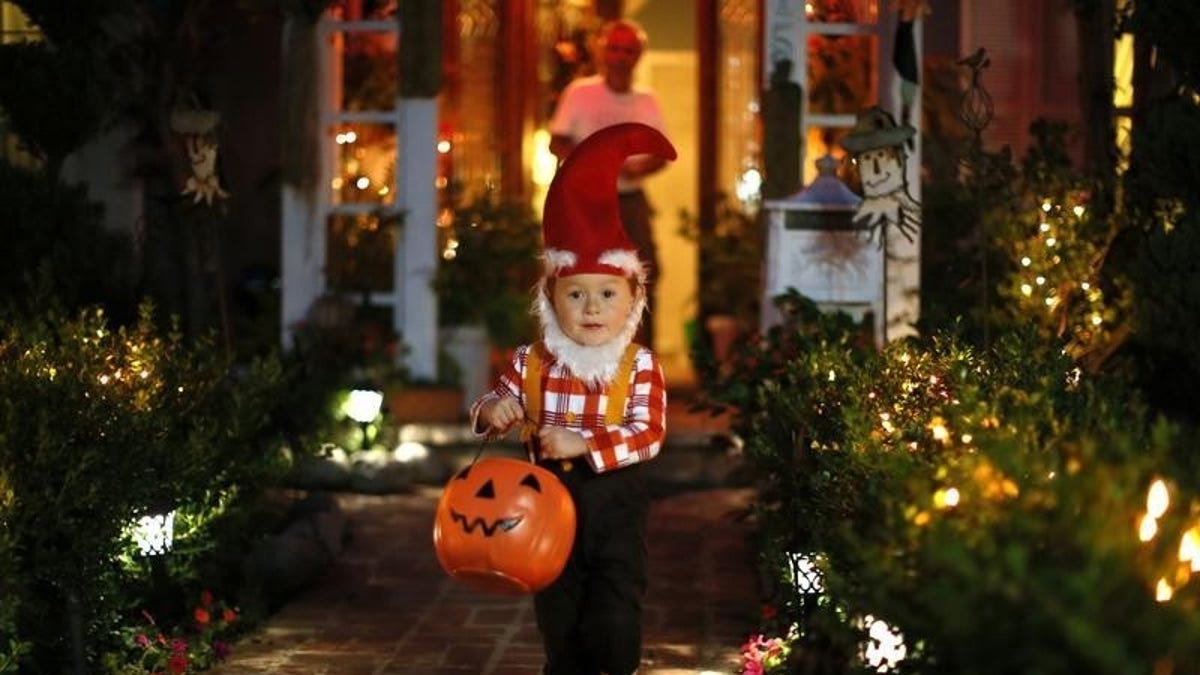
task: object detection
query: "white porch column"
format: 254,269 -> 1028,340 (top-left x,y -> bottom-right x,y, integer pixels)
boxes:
281,189 -> 324,347
279,15 -> 325,348
396,99 -> 438,381
879,12 -> 923,341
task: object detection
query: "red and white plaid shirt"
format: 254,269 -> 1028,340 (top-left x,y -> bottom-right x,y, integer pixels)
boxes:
471,344 -> 667,473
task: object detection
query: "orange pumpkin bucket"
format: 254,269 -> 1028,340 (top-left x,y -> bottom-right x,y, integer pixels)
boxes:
433,456 -> 577,594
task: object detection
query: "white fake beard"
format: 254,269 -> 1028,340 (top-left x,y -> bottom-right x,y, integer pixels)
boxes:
534,279 -> 647,387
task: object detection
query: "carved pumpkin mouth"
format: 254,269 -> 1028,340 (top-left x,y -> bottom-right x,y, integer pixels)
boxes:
448,509 -> 523,537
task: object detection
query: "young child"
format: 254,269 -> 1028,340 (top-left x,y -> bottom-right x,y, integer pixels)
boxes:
472,122 -> 676,675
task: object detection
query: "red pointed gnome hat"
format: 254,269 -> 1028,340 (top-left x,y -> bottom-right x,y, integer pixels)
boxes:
542,122 -> 676,278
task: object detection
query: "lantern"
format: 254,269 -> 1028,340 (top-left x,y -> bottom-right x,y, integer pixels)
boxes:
433,457 -> 576,595
131,510 -> 176,557
787,550 -> 825,632
345,387 -> 383,450
761,153 -> 883,343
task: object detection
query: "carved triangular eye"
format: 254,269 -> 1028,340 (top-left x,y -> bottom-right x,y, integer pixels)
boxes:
520,473 -> 541,492
475,479 -> 495,499
455,465 -> 471,480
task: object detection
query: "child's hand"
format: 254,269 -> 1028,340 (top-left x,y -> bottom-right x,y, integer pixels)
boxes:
538,427 -> 587,460
480,396 -> 524,434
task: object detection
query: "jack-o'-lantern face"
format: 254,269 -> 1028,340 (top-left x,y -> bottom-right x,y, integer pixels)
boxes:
433,457 -> 576,595
855,146 -> 906,197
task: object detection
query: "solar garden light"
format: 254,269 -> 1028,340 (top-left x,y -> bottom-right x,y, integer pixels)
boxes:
788,551 -> 825,631
788,551 -> 825,595
132,510 -> 176,557
346,387 -> 384,450
129,508 -> 178,668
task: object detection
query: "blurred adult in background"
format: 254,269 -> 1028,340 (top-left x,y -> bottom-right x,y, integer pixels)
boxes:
549,18 -> 670,348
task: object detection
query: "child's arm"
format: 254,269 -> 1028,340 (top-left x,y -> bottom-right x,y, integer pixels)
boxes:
538,427 -> 588,460
469,346 -> 528,437
575,349 -> 667,473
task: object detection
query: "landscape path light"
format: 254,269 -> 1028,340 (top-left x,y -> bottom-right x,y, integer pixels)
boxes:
346,387 -> 384,450
788,550 -> 826,632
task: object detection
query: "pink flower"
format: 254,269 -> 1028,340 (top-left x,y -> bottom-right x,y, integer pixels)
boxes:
763,637 -> 784,659
740,631 -> 792,674
170,638 -> 188,654
134,633 -> 151,648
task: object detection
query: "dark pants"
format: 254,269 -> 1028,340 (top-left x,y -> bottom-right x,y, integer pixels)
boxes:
534,460 -> 650,675
618,190 -> 657,348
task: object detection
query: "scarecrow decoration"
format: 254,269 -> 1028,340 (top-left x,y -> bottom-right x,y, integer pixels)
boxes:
182,137 -> 230,205
170,107 -> 230,206
839,106 -> 921,244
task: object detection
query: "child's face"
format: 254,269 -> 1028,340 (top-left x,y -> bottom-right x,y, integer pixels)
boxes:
549,273 -> 637,347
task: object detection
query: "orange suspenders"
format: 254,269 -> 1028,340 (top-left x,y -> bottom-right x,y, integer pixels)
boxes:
520,341 -> 640,470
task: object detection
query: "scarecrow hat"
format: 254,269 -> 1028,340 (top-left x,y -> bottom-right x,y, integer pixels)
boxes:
839,106 -> 916,154
542,122 -> 677,278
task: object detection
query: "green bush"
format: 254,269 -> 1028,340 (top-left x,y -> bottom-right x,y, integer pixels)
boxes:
0,302 -> 287,672
730,319 -> 1200,672
1122,93 -> 1200,419
678,194 -> 765,325
432,193 -> 541,349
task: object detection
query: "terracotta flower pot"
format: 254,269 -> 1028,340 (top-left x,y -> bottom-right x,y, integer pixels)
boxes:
386,386 -> 465,424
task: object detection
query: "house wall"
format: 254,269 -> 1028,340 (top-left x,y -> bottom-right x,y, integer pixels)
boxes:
207,11 -> 284,318
960,0 -> 1083,163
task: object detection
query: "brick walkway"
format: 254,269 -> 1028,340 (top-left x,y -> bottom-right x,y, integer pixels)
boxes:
212,485 -> 759,675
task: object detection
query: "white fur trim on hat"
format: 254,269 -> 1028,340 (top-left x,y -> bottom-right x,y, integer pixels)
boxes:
598,249 -> 645,278
543,249 -> 577,274
542,248 -> 647,281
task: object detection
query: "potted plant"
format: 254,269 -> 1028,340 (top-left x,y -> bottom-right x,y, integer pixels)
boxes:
432,193 -> 542,403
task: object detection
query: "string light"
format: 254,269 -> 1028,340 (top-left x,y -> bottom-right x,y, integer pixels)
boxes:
1139,513 -> 1158,542
1156,578 -> 1173,603
1000,190 -> 1125,359
1147,479 -> 1169,518
933,487 -> 959,509
1179,529 -> 1198,563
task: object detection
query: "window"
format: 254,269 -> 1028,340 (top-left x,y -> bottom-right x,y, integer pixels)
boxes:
0,1 -> 37,43
321,1 -> 401,298
801,0 -> 878,185
718,0 -> 762,209
0,1 -> 40,167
